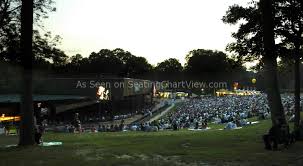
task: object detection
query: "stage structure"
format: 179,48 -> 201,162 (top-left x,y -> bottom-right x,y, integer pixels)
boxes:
0,75 -> 154,124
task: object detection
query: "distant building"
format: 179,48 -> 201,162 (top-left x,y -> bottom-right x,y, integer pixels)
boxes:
215,89 -> 261,97
0,62 -> 154,123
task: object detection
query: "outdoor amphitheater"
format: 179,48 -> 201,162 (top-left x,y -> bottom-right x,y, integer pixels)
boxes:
1,0 -> 303,165
1,75 -> 303,166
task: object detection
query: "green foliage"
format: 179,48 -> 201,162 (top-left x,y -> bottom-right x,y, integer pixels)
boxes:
222,1 -> 263,63
223,0 -> 303,68
66,48 -> 153,77
0,0 -> 67,67
69,54 -> 83,66
111,48 -> 152,76
275,0 -> 303,53
184,49 -> 245,74
155,58 -> 183,73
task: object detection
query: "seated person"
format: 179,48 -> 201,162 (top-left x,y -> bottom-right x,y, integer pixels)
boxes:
224,121 -> 237,130
119,123 -> 124,131
258,113 -> 265,120
130,125 -> 138,131
202,120 -> 208,129
91,126 -> 97,133
194,121 -> 199,129
235,119 -> 241,127
4,123 -> 11,136
213,116 -> 221,124
263,119 -> 291,150
97,125 -> 102,132
106,125 -> 111,132
110,124 -> 115,132
68,125 -> 75,133
173,122 -> 179,130
239,119 -> 248,126
114,124 -> 120,131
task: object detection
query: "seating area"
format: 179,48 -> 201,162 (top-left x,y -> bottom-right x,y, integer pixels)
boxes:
151,94 -> 301,131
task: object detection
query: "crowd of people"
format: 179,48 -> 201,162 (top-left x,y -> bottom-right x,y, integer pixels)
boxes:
2,93 -> 302,150
51,104 -> 155,133
153,94 -> 301,131
49,93 -> 302,134
8,93 -> 298,137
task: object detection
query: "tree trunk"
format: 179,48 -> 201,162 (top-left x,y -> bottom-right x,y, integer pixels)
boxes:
260,0 -> 286,126
294,46 -> 301,132
19,0 -> 35,146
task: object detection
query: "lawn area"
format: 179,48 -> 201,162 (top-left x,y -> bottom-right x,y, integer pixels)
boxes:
0,119 -> 303,166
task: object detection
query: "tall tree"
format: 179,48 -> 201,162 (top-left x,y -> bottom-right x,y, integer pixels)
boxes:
185,49 -> 243,73
154,58 -> 183,81
70,54 -> 83,66
88,49 -> 124,75
124,56 -> 152,77
0,0 -> 65,67
223,0 -> 287,126
112,48 -> 152,77
72,48 -> 153,77
222,1 -> 263,64
19,0 -> 35,146
156,58 -> 183,73
275,0 -> 303,133
260,0 -> 286,125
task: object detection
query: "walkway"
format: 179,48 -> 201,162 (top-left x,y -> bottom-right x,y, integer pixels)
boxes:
147,103 -> 175,123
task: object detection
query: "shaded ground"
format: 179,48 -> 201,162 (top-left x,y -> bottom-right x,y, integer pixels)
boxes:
1,116 -> 303,166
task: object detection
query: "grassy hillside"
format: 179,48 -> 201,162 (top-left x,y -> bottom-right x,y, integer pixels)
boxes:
0,116 -> 303,166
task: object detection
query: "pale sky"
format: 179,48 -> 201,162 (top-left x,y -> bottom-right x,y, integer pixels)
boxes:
45,0 -> 251,66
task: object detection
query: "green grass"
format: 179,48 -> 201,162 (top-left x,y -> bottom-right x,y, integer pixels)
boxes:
0,116 -> 303,166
